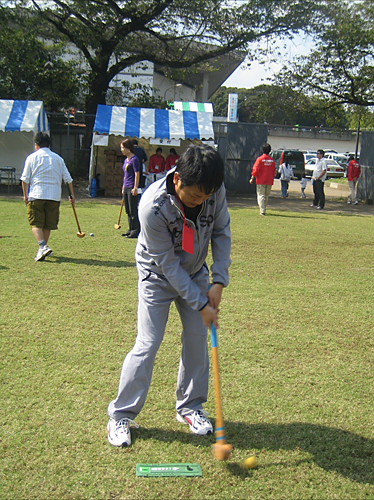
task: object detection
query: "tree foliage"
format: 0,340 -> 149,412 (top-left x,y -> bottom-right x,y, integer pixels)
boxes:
272,0 -> 374,110
209,85 -> 349,128
2,0 -> 321,165
7,0 -> 320,113
0,7 -> 81,111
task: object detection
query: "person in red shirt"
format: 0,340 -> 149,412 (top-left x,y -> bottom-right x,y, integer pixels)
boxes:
347,155 -> 361,205
250,143 -> 276,216
148,147 -> 165,176
165,148 -> 180,171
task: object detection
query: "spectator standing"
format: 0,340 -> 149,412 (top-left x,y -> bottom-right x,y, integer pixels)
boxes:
165,148 -> 180,171
121,138 -> 140,238
279,153 -> 295,198
300,173 -> 307,199
250,143 -> 276,216
311,149 -> 327,210
148,147 -> 165,179
347,155 -> 361,205
132,139 -> 147,189
20,132 -> 75,262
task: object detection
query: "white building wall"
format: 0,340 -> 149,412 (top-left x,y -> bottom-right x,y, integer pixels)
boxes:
153,73 -> 195,102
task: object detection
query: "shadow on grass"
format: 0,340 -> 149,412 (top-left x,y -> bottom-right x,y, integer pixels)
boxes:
136,422 -> 374,484
265,213 -> 322,219
46,256 -> 135,268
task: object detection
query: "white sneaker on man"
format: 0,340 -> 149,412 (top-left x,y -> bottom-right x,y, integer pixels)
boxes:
176,410 -> 213,435
34,248 -> 45,262
42,245 -> 52,258
107,417 -> 139,447
354,200 -> 359,205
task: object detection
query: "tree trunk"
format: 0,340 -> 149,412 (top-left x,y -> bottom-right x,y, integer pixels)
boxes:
81,74 -> 110,175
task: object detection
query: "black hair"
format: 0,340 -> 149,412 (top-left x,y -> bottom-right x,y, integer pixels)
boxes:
317,149 -> 325,156
34,132 -> 50,148
156,147 -> 163,153
176,144 -> 224,194
170,148 -> 176,154
132,139 -> 138,145
262,143 -> 271,155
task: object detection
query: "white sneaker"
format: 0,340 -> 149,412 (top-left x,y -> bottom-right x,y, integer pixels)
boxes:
34,248 -> 45,262
354,200 -> 359,205
347,200 -> 351,204
42,245 -> 52,258
107,417 -> 139,447
176,410 -> 213,435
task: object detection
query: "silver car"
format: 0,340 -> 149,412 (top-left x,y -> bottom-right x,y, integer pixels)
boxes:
305,158 -> 346,178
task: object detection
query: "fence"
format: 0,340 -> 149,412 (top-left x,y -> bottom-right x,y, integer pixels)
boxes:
48,112 -> 95,178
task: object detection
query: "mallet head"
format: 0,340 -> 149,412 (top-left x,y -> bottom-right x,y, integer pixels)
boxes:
212,443 -> 233,461
77,231 -> 85,238
114,224 -> 121,229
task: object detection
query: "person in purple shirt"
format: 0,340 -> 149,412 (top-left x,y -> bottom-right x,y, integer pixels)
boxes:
121,138 -> 141,238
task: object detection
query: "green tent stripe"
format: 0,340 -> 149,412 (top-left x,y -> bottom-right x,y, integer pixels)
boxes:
182,102 -> 190,111
197,103 -> 206,112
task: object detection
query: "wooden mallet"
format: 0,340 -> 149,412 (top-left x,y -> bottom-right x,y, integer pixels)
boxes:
210,323 -> 233,461
114,198 -> 124,229
66,184 -> 85,238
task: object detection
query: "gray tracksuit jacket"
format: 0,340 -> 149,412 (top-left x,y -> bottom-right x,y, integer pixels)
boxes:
135,168 -> 231,311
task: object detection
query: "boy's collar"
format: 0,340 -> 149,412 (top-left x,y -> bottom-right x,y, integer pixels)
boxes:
166,167 -> 177,195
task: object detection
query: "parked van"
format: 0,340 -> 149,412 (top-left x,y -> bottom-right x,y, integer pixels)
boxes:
271,149 -> 305,179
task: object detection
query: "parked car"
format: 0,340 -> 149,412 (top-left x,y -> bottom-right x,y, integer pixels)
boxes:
346,151 -> 360,160
305,158 -> 346,178
302,150 -> 317,155
324,153 -> 349,177
324,152 -> 349,167
304,153 -> 317,163
271,149 -> 305,179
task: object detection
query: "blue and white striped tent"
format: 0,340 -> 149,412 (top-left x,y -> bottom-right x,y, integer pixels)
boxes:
0,100 -> 50,179
0,100 -> 49,133
93,104 -> 214,140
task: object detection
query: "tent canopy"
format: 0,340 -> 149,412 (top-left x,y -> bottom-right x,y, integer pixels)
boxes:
93,104 -> 214,140
174,101 -> 213,114
0,100 -> 49,133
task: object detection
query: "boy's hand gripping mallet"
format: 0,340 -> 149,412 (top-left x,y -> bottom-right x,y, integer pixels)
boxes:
66,184 -> 85,238
210,322 -> 233,461
114,198 -> 124,229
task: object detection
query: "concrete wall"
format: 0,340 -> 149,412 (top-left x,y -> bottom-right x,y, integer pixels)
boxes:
268,127 -> 358,154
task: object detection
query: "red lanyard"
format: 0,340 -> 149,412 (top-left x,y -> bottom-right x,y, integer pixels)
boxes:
174,196 -> 195,255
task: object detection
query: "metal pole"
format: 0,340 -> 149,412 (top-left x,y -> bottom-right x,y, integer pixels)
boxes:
67,113 -> 70,163
355,113 -> 361,160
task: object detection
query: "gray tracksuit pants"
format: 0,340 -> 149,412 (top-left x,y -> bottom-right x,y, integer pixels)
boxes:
107,264 -> 210,421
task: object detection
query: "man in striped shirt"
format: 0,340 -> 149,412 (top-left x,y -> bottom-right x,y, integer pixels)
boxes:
21,132 -> 75,262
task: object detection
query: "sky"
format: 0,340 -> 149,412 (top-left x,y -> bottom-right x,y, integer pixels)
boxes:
222,35 -> 314,89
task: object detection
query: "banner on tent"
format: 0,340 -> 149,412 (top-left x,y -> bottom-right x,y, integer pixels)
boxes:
149,138 -> 180,146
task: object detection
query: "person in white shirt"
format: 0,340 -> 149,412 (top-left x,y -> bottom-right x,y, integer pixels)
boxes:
279,153 -> 295,198
21,132 -> 75,261
311,149 -> 327,210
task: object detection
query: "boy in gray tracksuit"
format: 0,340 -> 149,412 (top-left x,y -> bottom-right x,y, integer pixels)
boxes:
107,144 -> 231,447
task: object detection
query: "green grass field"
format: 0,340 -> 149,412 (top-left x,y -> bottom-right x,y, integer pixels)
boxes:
1,198 -> 373,500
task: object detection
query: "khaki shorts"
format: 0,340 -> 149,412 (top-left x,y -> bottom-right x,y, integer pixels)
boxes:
27,200 -> 60,230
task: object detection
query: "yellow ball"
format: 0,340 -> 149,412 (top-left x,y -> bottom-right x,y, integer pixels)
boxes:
244,456 -> 258,469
